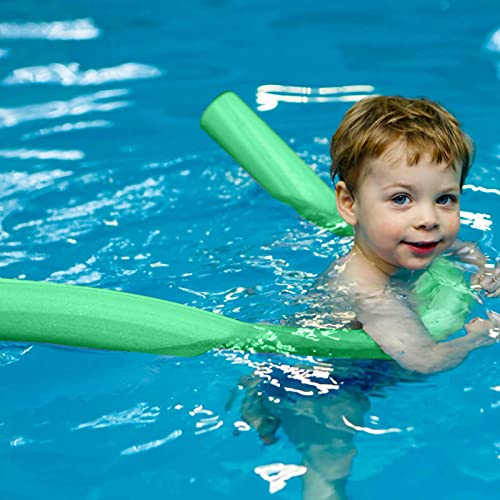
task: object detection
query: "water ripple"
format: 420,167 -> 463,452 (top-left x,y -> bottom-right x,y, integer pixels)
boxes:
0,169 -> 72,198
72,402 -> 160,430
12,175 -> 165,244
254,463 -> 306,494
484,27 -> 500,80
485,28 -> 500,53
0,18 -> 100,40
22,120 -> 112,140
257,83 -> 376,111
0,344 -> 32,367
0,250 -> 47,268
189,404 -> 224,436
342,415 -> 405,435
4,62 -> 162,86
49,262 -> 102,285
460,211 -> 492,232
0,148 -> 84,161
0,89 -> 130,128
120,429 -> 183,456
464,184 -> 500,196
46,177 -> 164,222
9,436 -> 33,447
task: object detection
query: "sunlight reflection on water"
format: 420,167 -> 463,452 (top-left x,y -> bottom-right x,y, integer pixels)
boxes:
0,18 -> 99,40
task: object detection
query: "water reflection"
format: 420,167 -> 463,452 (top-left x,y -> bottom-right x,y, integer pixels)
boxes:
257,84 -> 376,111
0,18 -> 99,40
254,463 -> 307,494
0,344 -> 32,366
120,429 -> 183,456
4,62 -> 162,86
484,27 -> 500,79
460,211 -> 492,232
0,148 -> 84,161
464,184 -> 500,196
0,169 -> 72,198
21,120 -> 112,140
0,89 -> 130,128
72,402 -> 161,430
484,27 -> 500,52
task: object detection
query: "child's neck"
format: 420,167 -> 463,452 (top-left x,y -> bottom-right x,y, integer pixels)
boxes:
347,243 -> 425,290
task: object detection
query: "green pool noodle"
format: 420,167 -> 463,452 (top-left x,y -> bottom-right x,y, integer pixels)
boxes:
0,265 -> 472,359
0,278 -> 383,359
200,91 -> 352,235
0,91 -> 475,359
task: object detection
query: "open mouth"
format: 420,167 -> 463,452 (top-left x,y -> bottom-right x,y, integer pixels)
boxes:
403,240 -> 440,255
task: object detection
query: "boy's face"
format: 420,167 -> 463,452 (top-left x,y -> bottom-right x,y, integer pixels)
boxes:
343,145 -> 462,275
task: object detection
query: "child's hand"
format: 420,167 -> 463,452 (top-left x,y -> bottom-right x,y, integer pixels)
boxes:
464,312 -> 500,347
471,263 -> 500,297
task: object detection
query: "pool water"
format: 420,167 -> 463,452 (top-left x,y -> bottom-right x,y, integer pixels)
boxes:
0,0 -> 499,498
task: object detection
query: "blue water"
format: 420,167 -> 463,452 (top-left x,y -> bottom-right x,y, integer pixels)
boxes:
0,0 -> 499,498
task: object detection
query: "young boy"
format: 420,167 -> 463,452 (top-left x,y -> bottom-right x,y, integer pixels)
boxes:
239,96 -> 499,499
329,95 -> 499,374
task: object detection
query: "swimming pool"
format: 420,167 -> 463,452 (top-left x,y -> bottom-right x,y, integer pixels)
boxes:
0,0 -> 499,498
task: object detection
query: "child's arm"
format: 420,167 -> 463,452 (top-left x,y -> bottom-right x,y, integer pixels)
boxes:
450,239 -> 500,297
354,291 -> 499,374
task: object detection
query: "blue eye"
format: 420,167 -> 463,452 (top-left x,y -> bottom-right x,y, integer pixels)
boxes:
436,194 -> 458,205
392,194 -> 411,206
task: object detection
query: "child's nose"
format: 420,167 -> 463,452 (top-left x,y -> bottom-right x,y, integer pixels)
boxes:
414,205 -> 439,230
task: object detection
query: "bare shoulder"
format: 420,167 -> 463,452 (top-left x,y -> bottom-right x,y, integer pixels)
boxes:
323,251 -> 389,294
290,255 -> 362,329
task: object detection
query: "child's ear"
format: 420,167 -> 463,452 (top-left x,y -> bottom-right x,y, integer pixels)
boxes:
335,181 -> 357,226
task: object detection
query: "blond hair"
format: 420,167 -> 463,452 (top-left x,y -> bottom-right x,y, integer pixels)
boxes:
330,95 -> 474,193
